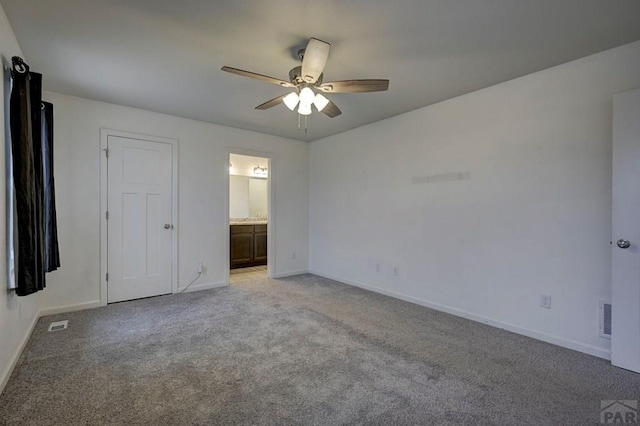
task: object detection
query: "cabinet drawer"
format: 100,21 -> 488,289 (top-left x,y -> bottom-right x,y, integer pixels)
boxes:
254,224 -> 267,233
231,225 -> 254,234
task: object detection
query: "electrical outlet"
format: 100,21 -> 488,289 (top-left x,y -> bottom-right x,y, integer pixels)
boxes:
393,266 -> 399,276
540,294 -> 551,309
375,264 -> 381,273
197,261 -> 203,274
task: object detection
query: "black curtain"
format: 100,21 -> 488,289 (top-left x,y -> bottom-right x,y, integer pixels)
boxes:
42,101 -> 60,272
10,56 -> 59,296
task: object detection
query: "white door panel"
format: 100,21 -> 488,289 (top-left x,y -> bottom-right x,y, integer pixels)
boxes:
107,136 -> 173,303
612,88 -> 640,372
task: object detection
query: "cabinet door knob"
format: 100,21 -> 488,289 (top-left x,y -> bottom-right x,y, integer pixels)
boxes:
164,224 -> 173,230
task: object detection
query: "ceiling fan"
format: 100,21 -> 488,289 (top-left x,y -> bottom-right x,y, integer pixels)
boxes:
221,38 -> 389,119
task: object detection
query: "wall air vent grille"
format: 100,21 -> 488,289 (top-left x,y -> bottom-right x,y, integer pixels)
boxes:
600,300 -> 612,338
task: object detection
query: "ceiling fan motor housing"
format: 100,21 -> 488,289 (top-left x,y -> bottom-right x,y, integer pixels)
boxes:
289,66 -> 323,87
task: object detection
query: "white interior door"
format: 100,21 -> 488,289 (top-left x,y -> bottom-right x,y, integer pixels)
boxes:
107,135 -> 173,303
612,88 -> 640,372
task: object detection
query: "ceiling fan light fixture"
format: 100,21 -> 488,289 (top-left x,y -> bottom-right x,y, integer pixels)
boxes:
298,102 -> 312,116
283,92 -> 299,110
314,93 -> 330,112
221,37 -> 387,125
299,87 -> 315,104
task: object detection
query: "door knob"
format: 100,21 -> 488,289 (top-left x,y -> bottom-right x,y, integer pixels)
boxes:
164,224 -> 173,230
617,239 -> 631,249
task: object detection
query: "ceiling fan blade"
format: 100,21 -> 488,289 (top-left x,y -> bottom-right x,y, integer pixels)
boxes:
221,66 -> 294,88
301,38 -> 330,84
255,94 -> 288,110
321,99 -> 342,118
318,79 -> 389,93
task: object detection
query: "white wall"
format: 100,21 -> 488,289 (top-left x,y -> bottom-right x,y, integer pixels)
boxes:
39,91 -> 309,310
229,153 -> 269,178
0,4 -> 44,392
309,41 -> 640,359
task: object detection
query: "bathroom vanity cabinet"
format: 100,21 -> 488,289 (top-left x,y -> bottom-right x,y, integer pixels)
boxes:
230,224 -> 267,269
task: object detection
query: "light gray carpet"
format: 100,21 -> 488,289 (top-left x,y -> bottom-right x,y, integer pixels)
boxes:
1,274 -> 638,425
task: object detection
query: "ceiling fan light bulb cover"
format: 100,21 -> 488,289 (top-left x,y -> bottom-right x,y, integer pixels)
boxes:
283,92 -> 299,110
298,102 -> 312,115
314,93 -> 330,111
299,87 -> 315,104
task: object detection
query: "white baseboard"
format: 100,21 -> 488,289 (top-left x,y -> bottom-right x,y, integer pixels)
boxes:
0,312 -> 40,395
272,269 -> 308,279
309,270 -> 611,361
177,281 -> 227,293
39,300 -> 101,317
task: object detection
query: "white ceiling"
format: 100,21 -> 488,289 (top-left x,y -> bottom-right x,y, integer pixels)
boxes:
3,0 -> 640,142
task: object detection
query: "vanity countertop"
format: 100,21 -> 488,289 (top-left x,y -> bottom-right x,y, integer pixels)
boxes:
230,219 -> 267,225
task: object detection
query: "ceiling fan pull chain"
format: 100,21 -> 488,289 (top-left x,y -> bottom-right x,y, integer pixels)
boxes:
305,115 -> 308,134
298,113 -> 301,130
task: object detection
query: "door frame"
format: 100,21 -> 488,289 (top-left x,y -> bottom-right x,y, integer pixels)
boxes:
226,148 -> 275,284
100,128 -> 179,306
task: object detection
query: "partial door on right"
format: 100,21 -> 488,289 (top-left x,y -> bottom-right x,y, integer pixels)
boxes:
612,88 -> 640,373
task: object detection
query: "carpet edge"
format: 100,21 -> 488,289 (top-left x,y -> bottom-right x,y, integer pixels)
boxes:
308,269 -> 611,361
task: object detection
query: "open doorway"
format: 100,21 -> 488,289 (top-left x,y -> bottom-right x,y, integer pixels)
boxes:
229,153 -> 269,284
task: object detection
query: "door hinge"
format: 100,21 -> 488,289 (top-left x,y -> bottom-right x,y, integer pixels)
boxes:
104,148 -> 109,158
106,211 -> 109,220
106,273 -> 109,281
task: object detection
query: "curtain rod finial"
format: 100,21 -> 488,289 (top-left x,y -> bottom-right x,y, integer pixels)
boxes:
11,56 -> 27,74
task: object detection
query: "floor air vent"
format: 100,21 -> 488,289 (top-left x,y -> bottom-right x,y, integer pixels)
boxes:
48,320 -> 68,332
599,300 -> 612,339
